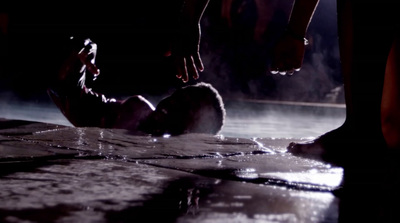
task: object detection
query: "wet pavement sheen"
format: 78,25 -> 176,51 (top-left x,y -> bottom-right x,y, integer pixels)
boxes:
0,118 -> 341,223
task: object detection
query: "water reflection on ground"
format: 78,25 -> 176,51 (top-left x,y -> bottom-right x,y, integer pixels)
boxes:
0,119 -> 342,222
5,99 -> 400,222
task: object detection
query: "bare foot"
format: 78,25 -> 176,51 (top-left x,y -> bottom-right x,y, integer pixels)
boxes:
287,122 -> 388,167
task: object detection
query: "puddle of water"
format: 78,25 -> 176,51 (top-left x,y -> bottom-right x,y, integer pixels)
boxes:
0,102 -> 343,222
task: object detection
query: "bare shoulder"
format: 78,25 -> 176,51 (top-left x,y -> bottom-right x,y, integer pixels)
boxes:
113,95 -> 156,132
120,95 -> 155,112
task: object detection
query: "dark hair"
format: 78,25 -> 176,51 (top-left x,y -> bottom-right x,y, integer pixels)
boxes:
143,82 -> 226,135
172,82 -> 226,134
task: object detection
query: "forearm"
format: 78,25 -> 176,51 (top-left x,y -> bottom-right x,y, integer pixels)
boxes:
286,0 -> 320,38
48,52 -> 119,128
181,0 -> 210,25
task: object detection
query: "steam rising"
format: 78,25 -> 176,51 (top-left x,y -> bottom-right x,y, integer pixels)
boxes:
200,0 -> 343,103
0,1 -> 345,138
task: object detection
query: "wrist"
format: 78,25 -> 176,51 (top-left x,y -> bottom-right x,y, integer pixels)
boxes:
285,27 -> 309,45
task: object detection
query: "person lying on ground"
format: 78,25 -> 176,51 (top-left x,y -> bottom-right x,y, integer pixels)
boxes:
48,38 -> 226,136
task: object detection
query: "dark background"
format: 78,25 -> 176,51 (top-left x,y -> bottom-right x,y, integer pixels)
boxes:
0,0 -> 343,106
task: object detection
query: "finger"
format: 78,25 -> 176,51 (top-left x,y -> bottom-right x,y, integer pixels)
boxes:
187,56 -> 199,80
181,58 -> 189,83
176,57 -> 188,83
287,66 -> 301,76
86,62 -> 100,75
269,64 -> 280,74
78,44 -> 95,61
270,64 -> 282,75
292,62 -> 302,72
88,42 -> 97,57
269,60 -> 279,74
289,51 -> 303,72
77,49 -> 100,76
175,56 -> 184,78
84,52 -> 100,75
270,57 -> 285,75
280,55 -> 299,76
193,52 -> 204,72
277,57 -> 287,75
80,41 -> 96,56
270,70 -> 279,75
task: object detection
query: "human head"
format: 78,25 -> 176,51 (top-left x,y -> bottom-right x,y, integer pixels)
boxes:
140,82 -> 226,136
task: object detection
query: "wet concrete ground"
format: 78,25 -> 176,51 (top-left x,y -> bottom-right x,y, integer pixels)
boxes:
0,118 -> 342,222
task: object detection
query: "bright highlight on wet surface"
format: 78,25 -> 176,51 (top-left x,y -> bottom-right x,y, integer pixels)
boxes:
0,100 -> 345,222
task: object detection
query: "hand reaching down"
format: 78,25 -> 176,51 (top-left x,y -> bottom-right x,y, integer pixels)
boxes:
169,23 -> 204,83
270,31 -> 309,76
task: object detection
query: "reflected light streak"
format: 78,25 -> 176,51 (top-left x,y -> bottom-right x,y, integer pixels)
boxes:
261,168 -> 343,188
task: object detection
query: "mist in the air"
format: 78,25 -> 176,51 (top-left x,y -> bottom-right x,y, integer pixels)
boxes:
0,0 -> 345,138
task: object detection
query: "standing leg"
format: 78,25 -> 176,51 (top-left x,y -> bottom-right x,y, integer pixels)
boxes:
382,35 -> 400,149
287,0 -> 393,167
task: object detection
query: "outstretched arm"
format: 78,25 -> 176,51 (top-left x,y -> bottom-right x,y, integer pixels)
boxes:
270,0 -> 320,75
48,39 -> 119,128
170,0 -> 210,83
48,38 -> 154,131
